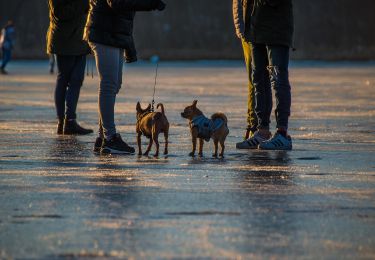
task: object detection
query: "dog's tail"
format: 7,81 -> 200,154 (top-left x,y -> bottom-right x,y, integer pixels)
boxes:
156,103 -> 165,115
211,112 -> 227,124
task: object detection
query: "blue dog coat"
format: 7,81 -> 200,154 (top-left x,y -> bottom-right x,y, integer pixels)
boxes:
191,115 -> 224,142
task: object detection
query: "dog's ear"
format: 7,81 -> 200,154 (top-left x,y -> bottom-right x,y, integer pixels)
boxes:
136,101 -> 141,111
146,104 -> 151,111
192,100 -> 198,107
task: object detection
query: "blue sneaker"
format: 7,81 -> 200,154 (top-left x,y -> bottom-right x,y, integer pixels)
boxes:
259,133 -> 292,150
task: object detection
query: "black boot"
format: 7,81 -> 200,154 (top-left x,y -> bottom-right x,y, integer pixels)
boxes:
57,119 -> 63,135
63,119 -> 93,135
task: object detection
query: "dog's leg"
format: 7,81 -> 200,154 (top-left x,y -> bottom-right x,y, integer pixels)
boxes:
213,139 -> 218,158
144,138 -> 152,156
137,132 -> 142,155
198,138 -> 204,157
219,139 -> 225,157
153,132 -> 160,157
189,136 -> 197,157
163,129 -> 169,155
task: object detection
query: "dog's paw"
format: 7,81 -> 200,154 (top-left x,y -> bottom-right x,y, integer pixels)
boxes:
143,151 -> 150,156
198,153 -> 203,157
163,150 -> 168,155
212,153 -> 218,158
189,152 -> 195,157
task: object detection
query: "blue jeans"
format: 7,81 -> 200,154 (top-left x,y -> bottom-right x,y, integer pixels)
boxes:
89,42 -> 124,140
252,44 -> 291,130
55,55 -> 86,120
1,47 -> 12,69
49,54 -> 55,73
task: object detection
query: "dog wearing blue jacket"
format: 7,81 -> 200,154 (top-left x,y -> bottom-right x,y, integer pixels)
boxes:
181,100 -> 229,157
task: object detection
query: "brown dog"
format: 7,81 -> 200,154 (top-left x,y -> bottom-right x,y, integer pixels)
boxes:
181,100 -> 229,157
136,102 -> 169,157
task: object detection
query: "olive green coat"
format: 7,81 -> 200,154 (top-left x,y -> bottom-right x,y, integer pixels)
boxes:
46,0 -> 90,55
249,0 -> 294,47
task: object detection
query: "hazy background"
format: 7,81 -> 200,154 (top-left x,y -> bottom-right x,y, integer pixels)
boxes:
1,0 -> 374,60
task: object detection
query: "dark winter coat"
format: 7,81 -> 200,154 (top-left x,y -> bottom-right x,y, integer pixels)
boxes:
249,0 -> 294,47
83,0 -> 161,63
47,0 -> 91,55
232,0 -> 253,41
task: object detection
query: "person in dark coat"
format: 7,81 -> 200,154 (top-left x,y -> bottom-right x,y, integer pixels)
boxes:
84,0 -> 166,155
233,0 -> 271,150
0,20 -> 15,74
47,0 -> 93,135
233,0 -> 257,141
244,0 -> 294,150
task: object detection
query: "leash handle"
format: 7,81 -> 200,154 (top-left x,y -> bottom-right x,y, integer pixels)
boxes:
151,61 -> 159,112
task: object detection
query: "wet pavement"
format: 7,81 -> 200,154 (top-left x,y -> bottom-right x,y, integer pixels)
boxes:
0,60 -> 374,259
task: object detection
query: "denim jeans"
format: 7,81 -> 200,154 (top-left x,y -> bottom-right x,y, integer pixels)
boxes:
49,54 -> 55,73
89,42 -> 124,140
55,55 -> 86,120
251,44 -> 291,130
1,47 -> 12,69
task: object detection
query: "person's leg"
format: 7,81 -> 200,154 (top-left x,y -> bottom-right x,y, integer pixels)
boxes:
252,43 -> 272,132
267,45 -> 291,133
236,43 -> 271,149
55,55 -> 72,121
90,42 -> 121,140
49,54 -> 55,74
90,42 -> 134,154
0,48 -> 4,69
62,55 -> 93,135
65,55 -> 86,120
117,49 -> 124,94
241,40 -> 257,138
258,45 -> 292,150
54,55 -> 73,134
1,48 -> 11,71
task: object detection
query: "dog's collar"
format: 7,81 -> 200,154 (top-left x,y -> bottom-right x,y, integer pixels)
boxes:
137,111 -> 152,122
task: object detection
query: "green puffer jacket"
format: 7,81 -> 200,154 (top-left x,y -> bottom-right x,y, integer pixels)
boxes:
46,0 -> 91,55
249,0 -> 294,47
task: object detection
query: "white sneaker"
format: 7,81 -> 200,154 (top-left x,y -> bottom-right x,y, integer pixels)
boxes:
258,133 -> 292,150
236,131 -> 270,149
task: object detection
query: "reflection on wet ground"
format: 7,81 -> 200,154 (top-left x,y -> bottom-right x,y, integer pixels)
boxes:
0,61 -> 375,258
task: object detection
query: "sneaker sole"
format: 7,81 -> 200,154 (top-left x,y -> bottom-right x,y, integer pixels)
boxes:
101,147 -> 135,155
258,145 -> 292,151
63,131 -> 93,135
236,145 -> 258,149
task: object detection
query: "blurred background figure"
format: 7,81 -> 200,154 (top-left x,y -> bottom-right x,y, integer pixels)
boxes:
49,54 -> 55,74
0,20 -> 15,74
47,0 -> 93,135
